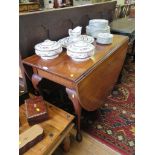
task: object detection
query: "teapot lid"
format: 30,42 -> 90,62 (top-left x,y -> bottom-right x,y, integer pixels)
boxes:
34,39 -> 61,51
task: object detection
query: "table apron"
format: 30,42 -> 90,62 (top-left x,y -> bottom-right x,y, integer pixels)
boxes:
37,69 -> 76,89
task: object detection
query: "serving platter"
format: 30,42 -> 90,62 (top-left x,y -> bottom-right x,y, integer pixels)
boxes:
58,35 -> 94,48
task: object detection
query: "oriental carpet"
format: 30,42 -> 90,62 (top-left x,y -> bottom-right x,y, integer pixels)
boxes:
82,61 -> 135,155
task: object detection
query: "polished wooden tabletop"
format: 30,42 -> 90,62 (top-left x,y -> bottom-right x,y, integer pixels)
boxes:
22,35 -> 128,82
110,17 -> 135,35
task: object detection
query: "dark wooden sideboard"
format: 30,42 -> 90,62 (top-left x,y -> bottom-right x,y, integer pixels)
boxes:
19,2 -> 116,59
22,35 -> 129,141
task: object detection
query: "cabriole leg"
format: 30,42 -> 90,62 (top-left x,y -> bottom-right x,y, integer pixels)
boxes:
66,88 -> 82,142
31,73 -> 42,95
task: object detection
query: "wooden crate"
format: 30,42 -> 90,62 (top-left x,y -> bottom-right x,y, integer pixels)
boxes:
19,99 -> 74,155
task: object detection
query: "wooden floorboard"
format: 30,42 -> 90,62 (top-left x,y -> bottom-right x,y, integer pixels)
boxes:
53,129 -> 120,155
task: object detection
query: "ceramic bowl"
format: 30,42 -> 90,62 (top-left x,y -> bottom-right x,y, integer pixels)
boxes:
35,48 -> 62,59
35,54 -> 60,60
67,41 -> 95,53
67,41 -> 95,61
96,33 -> 113,44
89,19 -> 108,28
67,50 -> 94,59
34,39 -> 62,60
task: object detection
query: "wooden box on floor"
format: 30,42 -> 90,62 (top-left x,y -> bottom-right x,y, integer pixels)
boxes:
19,99 -> 74,155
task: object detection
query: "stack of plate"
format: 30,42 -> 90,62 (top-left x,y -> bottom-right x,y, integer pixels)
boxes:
86,19 -> 110,38
34,39 -> 62,60
67,41 -> 95,62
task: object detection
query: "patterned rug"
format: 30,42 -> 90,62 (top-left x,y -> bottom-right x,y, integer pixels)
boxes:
82,61 -> 135,155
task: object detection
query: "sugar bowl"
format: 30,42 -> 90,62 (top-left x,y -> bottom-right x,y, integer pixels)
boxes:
67,41 -> 95,62
34,39 -> 62,60
96,33 -> 113,44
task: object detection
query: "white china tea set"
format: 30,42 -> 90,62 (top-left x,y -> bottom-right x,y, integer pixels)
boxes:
35,19 -> 113,62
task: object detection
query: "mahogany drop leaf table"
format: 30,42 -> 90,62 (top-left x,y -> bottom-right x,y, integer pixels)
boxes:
22,35 -> 129,141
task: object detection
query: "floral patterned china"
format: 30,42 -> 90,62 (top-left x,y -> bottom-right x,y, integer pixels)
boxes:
86,19 -> 110,38
34,39 -> 62,60
68,26 -> 82,42
68,26 -> 82,38
96,33 -> 113,44
58,35 -> 94,48
86,25 -> 110,38
67,41 -> 95,62
89,19 -> 109,28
